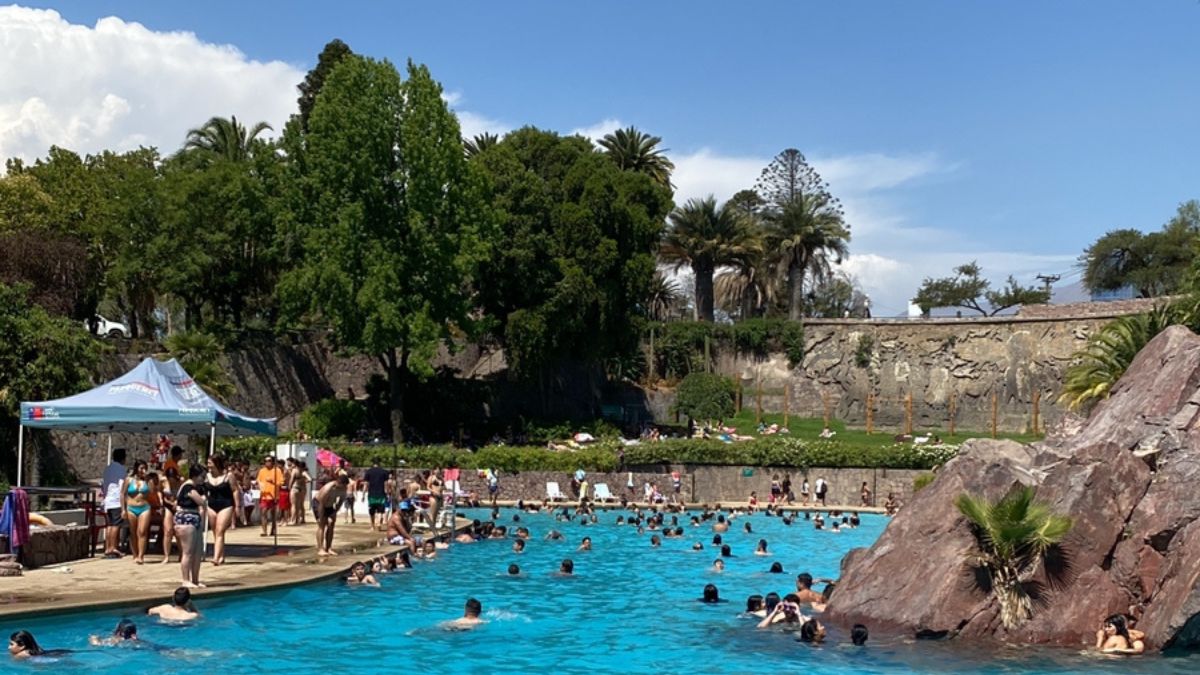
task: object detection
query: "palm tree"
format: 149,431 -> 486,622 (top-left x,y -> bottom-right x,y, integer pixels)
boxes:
762,193 -> 850,320
464,132 -> 500,159
956,487 -> 1072,629
597,126 -> 675,190
646,270 -> 682,321
164,331 -> 236,401
715,250 -> 777,319
660,196 -> 760,322
1059,301 -> 1196,409
183,115 -> 273,162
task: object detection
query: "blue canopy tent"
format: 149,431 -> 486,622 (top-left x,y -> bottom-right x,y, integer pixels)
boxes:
17,357 -> 277,485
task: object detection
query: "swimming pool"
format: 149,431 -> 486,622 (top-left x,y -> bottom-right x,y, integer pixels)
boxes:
7,508 -> 1198,673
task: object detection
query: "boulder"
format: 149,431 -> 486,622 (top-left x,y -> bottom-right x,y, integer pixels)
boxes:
828,326 -> 1200,650
824,439 -> 1036,636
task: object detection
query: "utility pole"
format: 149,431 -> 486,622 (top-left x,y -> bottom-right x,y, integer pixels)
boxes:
1035,273 -> 1061,296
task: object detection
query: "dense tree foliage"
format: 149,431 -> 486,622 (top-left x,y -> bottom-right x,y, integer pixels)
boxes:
913,262 -> 1050,316
470,127 -> 673,376
674,372 -> 736,423
279,55 -> 490,441
597,126 -> 675,190
1080,201 -> 1200,298
296,39 -> 354,133
0,282 -> 101,480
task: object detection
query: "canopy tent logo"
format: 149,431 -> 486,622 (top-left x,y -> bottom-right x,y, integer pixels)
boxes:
24,406 -> 59,420
107,381 -> 160,398
169,376 -> 205,403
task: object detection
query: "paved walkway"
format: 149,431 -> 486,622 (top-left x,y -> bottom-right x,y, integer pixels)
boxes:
0,515 -> 464,620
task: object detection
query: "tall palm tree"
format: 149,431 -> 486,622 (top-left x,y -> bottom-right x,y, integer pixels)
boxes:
660,196 -> 760,322
464,132 -> 500,159
183,115 -> 273,162
164,331 -> 236,401
715,250 -> 777,319
956,487 -> 1073,629
598,126 -> 675,190
763,193 -> 850,320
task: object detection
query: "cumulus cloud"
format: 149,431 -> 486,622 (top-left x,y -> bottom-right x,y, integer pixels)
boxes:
0,6 -> 304,164
569,117 -> 623,141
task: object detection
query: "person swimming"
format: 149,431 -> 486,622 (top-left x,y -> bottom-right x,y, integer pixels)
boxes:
700,583 -> 722,603
507,563 -> 520,576
148,587 -> 200,622
9,631 -> 45,659
578,537 -> 592,551
1095,614 -> 1145,654
712,558 -> 725,572
769,561 -> 784,574
851,624 -> 869,646
347,561 -> 380,586
89,619 -> 139,646
744,594 -> 766,617
558,559 -> 574,575
444,598 -> 484,630
755,539 -> 770,556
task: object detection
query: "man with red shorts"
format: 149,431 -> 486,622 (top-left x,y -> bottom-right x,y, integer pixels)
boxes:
256,456 -> 285,537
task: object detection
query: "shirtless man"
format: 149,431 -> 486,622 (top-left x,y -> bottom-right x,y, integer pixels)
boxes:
444,598 -> 484,630
147,587 -> 200,621
386,502 -> 416,555
794,572 -> 825,605
346,561 -> 380,587
314,475 -> 351,556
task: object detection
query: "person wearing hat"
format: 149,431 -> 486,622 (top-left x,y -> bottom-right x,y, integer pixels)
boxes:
385,496 -> 417,555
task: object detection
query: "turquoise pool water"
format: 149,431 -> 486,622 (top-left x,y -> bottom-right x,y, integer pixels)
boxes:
5,508 -> 1198,673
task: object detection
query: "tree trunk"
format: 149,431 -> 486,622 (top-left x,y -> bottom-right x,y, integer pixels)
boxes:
694,259 -> 715,322
994,565 -> 1032,629
385,348 -> 406,444
788,260 -> 805,321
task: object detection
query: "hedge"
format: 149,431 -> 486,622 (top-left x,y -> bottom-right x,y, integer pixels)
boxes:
219,435 -> 960,472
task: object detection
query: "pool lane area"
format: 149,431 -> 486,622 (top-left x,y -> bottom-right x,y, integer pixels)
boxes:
4,507 -> 1200,674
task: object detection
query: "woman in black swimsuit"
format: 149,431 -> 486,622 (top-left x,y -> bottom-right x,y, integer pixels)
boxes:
175,464 -> 209,588
205,454 -> 241,566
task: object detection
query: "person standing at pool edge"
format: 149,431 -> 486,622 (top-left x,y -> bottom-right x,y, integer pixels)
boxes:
364,458 -> 390,532
101,447 -> 127,558
315,475 -> 351,556
257,456 -> 285,537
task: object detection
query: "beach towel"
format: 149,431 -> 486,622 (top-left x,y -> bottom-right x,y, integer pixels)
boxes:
0,489 -> 31,556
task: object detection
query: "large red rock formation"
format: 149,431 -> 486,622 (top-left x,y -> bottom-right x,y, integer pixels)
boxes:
826,325 -> 1200,650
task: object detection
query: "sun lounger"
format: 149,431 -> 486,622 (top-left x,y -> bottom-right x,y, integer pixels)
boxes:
593,483 -> 615,503
547,481 -> 567,501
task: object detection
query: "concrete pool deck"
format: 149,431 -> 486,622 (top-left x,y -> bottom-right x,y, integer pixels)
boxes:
0,517 -> 467,621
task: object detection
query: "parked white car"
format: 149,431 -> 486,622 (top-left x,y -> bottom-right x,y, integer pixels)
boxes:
84,314 -> 131,339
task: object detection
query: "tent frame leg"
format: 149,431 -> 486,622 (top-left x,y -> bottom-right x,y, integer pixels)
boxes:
16,424 -> 24,487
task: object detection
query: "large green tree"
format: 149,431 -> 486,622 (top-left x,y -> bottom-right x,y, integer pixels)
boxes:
296,39 -> 354,133
660,196 -> 760,322
754,149 -> 851,320
1081,200 -> 1200,298
471,127 -> 673,379
280,55 -> 490,442
0,282 -> 101,483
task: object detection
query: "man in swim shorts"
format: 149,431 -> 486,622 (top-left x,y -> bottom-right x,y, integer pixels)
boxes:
363,458 -> 390,532
314,475 -> 351,556
385,501 -> 417,554
445,598 -> 484,629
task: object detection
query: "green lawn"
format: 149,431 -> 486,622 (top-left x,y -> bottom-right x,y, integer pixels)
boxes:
722,410 -> 1041,447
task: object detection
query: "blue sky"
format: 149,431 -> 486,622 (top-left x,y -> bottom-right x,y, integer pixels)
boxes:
3,1 -> 1199,314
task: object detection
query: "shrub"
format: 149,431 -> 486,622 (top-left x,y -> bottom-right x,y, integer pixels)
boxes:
299,398 -> 367,440
675,372 -> 736,422
854,334 -> 874,369
913,472 -> 936,492
216,436 -> 276,464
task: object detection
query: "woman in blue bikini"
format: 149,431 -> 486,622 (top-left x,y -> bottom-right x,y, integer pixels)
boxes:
121,460 -> 153,565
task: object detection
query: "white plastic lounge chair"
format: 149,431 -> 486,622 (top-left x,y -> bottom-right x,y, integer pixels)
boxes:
547,481 -> 567,501
593,483 -> 615,503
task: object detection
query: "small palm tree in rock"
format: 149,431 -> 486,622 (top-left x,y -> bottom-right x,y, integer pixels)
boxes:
955,486 -> 1072,629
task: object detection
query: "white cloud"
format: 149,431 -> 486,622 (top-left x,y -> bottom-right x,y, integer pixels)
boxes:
569,117 -> 623,141
0,6 -> 303,165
